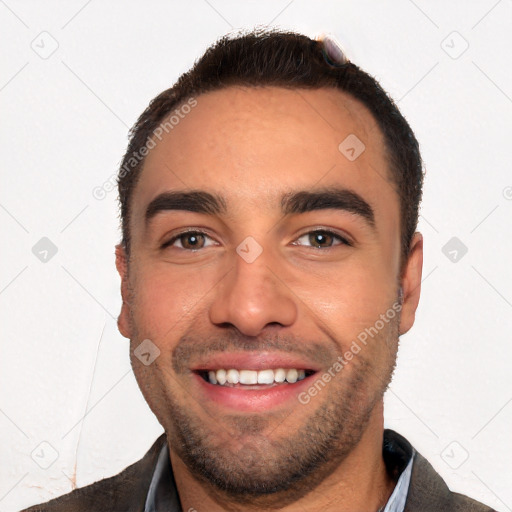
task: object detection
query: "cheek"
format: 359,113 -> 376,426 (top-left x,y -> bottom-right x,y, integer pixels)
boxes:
130,265 -> 211,340
295,258 -> 398,341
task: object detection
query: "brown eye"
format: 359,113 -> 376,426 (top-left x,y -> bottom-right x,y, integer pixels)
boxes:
162,231 -> 212,250
309,231 -> 334,248
294,230 -> 351,249
180,232 -> 205,249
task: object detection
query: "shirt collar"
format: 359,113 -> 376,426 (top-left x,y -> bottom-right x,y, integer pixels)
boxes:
144,429 -> 414,512
144,440 -> 181,512
381,450 -> 414,512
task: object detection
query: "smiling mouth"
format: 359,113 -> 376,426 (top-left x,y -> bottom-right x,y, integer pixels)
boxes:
196,368 -> 317,387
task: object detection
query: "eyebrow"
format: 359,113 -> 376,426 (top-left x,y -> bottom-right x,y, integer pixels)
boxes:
145,191 -> 227,221
145,187 -> 375,230
280,188 -> 375,228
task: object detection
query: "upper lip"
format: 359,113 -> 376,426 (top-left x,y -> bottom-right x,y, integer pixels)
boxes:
190,352 -> 320,372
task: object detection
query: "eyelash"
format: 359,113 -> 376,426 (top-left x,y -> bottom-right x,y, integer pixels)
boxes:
161,229 -> 352,250
294,230 -> 352,248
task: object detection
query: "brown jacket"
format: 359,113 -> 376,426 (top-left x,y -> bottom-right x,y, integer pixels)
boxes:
21,431 -> 496,512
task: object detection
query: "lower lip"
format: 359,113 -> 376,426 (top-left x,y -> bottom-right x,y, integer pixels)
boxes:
193,373 -> 315,412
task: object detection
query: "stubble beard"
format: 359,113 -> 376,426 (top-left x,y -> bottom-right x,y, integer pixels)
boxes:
143,315 -> 401,506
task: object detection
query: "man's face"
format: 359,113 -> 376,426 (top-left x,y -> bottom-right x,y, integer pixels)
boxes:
116,86 -> 422,501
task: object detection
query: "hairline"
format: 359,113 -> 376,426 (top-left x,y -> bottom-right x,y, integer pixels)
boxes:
123,84 -> 401,254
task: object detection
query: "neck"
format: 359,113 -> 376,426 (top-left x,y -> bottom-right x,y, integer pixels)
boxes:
170,401 -> 394,512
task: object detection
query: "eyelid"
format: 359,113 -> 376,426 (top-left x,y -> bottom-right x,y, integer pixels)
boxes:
161,227 -> 352,250
161,228 -> 218,249
292,228 -> 353,248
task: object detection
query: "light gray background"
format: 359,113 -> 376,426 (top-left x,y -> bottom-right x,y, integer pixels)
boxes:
1,1 -> 511,511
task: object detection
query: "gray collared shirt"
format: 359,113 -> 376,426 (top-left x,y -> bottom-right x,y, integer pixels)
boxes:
144,429 -> 415,512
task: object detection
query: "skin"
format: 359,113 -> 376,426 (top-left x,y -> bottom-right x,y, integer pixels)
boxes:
115,86 -> 423,512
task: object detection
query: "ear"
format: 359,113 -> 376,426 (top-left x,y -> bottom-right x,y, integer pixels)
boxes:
399,232 -> 423,336
115,243 -> 133,339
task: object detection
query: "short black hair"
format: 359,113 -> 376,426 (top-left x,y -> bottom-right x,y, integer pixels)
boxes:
117,28 -> 424,273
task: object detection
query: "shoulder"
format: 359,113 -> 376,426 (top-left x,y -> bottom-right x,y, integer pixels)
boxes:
401,438 -> 496,512
20,434 -> 167,512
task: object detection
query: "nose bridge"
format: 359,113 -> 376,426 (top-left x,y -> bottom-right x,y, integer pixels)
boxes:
209,244 -> 298,336
233,252 -> 279,302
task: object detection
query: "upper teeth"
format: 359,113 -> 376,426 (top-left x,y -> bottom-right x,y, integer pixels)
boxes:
207,368 -> 306,386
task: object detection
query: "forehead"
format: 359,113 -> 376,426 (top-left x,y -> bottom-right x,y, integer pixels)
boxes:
131,86 -> 398,226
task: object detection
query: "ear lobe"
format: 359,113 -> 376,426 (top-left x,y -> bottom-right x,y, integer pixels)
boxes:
115,243 -> 133,339
398,232 -> 423,336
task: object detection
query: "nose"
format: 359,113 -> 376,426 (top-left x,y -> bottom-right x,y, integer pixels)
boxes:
208,250 -> 298,337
